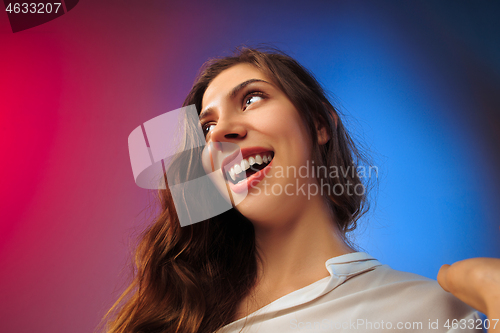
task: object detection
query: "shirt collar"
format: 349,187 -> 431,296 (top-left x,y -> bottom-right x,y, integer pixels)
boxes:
248,252 -> 382,316
325,251 -> 381,278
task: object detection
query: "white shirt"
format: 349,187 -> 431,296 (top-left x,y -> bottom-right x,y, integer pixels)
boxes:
219,252 -> 484,332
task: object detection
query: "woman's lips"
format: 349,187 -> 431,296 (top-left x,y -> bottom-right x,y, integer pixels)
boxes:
221,147 -> 273,174
227,159 -> 273,194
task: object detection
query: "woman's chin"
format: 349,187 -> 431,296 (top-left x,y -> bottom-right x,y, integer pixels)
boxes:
234,194 -> 273,221
233,189 -> 293,227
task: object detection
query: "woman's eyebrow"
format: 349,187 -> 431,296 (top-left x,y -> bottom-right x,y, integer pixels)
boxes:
199,79 -> 271,121
229,78 -> 271,98
199,107 -> 215,122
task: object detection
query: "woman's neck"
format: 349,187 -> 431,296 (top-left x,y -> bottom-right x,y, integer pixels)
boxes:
237,196 -> 353,319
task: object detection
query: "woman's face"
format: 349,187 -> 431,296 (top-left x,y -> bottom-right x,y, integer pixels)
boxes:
200,63 -> 317,225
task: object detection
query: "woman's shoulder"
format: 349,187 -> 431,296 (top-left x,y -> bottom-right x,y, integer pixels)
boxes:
336,256 -> 472,307
333,259 -> 482,326
218,254 -> 483,332
326,252 -> 446,293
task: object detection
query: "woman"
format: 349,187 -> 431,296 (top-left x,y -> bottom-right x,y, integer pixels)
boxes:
105,48 -> 482,332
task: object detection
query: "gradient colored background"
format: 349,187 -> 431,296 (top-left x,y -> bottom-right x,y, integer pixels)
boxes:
1,1 -> 499,332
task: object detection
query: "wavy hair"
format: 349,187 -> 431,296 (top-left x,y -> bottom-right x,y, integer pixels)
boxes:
102,47 -> 372,333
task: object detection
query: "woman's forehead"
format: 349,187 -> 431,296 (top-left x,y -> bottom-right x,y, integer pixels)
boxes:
202,63 -> 269,108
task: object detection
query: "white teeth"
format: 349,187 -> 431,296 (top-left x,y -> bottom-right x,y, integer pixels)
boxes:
227,153 -> 273,180
234,164 -> 242,174
241,159 -> 250,171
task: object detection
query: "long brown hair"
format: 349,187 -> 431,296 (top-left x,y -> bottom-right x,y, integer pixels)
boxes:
102,47 -> 372,333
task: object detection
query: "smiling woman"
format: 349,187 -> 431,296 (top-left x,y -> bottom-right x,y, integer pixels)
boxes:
200,63 -> 337,225
102,48 -> 483,333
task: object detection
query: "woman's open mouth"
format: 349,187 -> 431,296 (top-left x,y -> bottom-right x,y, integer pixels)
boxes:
223,151 -> 274,194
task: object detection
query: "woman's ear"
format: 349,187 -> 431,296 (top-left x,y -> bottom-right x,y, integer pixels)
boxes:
316,102 -> 338,145
322,102 -> 338,128
316,121 -> 331,145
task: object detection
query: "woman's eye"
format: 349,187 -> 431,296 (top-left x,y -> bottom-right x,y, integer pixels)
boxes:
244,93 -> 264,109
203,123 -> 216,136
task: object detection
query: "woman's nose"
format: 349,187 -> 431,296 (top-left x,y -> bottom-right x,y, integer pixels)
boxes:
209,116 -> 247,143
